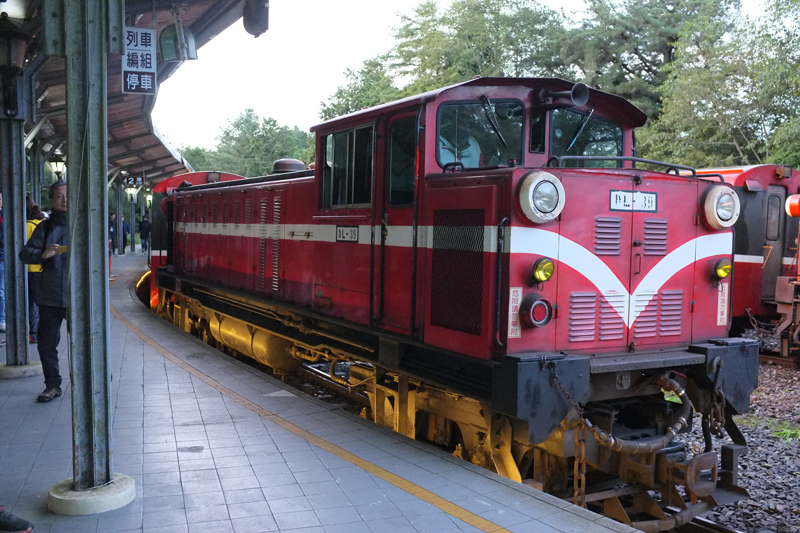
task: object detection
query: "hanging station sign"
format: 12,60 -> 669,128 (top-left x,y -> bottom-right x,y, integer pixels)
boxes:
122,27 -> 157,95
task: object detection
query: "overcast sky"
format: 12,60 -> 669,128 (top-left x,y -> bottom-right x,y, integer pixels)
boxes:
150,0 -> 764,151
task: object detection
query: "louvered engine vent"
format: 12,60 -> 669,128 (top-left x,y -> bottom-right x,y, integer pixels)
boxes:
430,209 -> 484,336
644,219 -> 668,255
595,217 -> 622,255
258,199 -> 268,291
272,196 -> 281,292
569,292 -> 597,342
659,290 -> 683,336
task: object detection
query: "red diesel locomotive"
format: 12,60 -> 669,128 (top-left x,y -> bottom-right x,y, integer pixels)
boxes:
697,165 -> 800,358
152,77 -> 759,530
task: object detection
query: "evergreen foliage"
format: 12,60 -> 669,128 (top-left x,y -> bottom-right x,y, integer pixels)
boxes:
178,0 -> 800,173
180,109 -> 310,176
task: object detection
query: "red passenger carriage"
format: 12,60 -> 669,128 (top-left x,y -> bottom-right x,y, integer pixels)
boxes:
153,77 -> 759,530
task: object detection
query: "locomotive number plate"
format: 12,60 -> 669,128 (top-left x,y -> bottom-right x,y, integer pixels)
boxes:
336,226 -> 359,242
609,190 -> 657,212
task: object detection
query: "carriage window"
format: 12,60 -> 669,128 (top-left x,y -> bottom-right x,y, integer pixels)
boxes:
437,100 -> 523,169
321,126 -> 374,208
766,194 -> 782,241
389,117 -> 417,206
550,109 -> 623,168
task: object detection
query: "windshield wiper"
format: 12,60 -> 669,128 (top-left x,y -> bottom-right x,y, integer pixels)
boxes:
566,109 -> 594,153
481,95 -> 507,148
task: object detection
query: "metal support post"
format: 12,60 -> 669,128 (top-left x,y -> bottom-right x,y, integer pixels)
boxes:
129,192 -> 136,253
0,116 -> 31,366
115,181 -> 123,253
30,138 -> 42,205
63,0 -> 113,491
38,0 -> 132,513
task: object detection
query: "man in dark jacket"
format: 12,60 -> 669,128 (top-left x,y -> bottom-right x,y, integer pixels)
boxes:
139,215 -> 151,253
121,215 -> 130,254
20,180 -> 68,403
108,212 -> 116,254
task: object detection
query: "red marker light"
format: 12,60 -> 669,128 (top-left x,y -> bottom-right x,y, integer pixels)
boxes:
520,296 -> 553,328
786,195 -> 800,217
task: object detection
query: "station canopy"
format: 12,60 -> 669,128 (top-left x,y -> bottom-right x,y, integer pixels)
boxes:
22,0 -> 249,187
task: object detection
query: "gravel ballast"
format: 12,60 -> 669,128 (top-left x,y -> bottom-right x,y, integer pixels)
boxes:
697,363 -> 800,533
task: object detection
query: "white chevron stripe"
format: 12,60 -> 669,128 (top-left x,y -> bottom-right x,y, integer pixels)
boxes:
630,233 -> 732,324
511,227 -> 732,327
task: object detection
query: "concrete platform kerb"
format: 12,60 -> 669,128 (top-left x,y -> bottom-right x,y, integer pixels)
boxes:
0,360 -> 43,378
47,473 -> 136,516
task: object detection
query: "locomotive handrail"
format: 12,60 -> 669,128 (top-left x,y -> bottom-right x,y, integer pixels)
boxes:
549,156 -> 698,177
494,217 -> 508,347
696,172 -> 725,182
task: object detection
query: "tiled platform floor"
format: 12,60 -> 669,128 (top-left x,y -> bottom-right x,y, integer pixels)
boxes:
0,252 -> 634,533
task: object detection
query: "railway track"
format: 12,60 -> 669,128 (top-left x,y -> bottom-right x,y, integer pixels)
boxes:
674,515 -> 744,533
760,353 -> 799,367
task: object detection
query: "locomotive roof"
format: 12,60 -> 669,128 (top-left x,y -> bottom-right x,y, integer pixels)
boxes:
696,164 -> 800,186
310,77 -> 648,131
152,171 -> 246,193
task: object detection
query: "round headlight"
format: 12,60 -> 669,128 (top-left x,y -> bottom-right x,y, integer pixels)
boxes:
533,182 -> 559,213
703,185 -> 740,229
715,258 -> 732,279
518,171 -> 566,224
533,258 -> 555,283
717,193 -> 735,221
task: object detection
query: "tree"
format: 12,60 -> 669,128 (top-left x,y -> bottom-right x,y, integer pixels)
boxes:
180,146 -> 215,171
393,0 -> 564,95
177,110 -> 310,177
319,57 -> 402,121
322,0 -> 566,115
763,0 -> 800,166
213,109 -> 271,176
638,0 -> 800,168
560,0 -> 738,119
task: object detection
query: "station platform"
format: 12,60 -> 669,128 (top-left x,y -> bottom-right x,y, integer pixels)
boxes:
0,251 -> 635,533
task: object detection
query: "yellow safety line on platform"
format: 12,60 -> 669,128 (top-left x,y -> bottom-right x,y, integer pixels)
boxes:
110,305 -> 512,533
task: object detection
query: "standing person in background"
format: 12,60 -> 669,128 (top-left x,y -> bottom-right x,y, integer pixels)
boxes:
121,215 -> 130,254
20,180 -> 68,403
0,192 -> 5,334
108,212 -> 117,255
139,215 -> 151,253
26,196 -> 46,344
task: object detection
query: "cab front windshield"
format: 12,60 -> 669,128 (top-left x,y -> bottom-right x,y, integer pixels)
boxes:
437,100 -> 523,169
550,108 -> 623,168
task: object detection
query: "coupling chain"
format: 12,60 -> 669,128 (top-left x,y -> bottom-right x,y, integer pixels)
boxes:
573,419 -> 587,507
548,362 -> 589,507
706,357 -> 727,437
548,362 -> 585,417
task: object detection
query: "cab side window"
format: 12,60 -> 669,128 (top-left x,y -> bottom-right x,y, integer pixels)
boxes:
321,125 -> 374,208
389,117 -> 417,206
